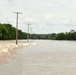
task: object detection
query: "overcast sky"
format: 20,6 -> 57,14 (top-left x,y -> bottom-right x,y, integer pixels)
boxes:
0,0 -> 76,34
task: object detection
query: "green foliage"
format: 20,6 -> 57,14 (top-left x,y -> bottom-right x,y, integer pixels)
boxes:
0,23 -> 8,39
30,34 -> 48,39
56,33 -> 66,40
30,32 -> 76,40
37,34 -> 48,39
65,32 -> 76,40
48,33 -> 57,40
31,34 -> 38,39
0,23 -> 27,40
48,32 -> 76,40
0,23 -> 76,40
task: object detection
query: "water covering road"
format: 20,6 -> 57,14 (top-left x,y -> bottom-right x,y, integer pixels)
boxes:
0,40 -> 76,75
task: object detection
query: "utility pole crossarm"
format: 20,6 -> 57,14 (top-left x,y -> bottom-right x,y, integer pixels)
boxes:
13,12 -> 22,14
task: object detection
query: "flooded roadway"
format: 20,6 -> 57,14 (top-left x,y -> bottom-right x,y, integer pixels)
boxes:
0,40 -> 76,75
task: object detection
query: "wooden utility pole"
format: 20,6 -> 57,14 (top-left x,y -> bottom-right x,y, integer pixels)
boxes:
27,24 -> 30,42
30,27 -> 32,40
13,12 -> 22,45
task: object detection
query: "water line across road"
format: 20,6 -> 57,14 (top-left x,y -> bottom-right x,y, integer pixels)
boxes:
0,40 -> 76,75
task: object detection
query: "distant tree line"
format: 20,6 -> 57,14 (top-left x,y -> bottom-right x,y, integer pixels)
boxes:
0,23 -> 27,40
48,32 -> 76,40
30,34 -> 48,39
31,32 -> 76,40
0,23 -> 76,40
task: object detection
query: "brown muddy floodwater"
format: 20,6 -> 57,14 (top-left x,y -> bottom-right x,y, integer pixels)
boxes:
0,40 -> 76,75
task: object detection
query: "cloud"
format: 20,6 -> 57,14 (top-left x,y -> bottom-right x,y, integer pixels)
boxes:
0,0 -> 76,33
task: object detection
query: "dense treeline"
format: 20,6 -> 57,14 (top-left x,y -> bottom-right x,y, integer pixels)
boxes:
31,32 -> 76,40
0,23 -> 76,40
0,23 -> 27,40
30,34 -> 48,39
48,32 -> 76,40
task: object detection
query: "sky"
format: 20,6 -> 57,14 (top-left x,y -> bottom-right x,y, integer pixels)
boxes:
0,0 -> 76,34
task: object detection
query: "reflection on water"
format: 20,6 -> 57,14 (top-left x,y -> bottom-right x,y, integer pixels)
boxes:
0,40 -> 76,75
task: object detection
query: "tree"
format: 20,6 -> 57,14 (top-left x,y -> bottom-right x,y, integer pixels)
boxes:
0,23 -> 27,40
56,33 -> 66,40
48,33 -> 57,40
